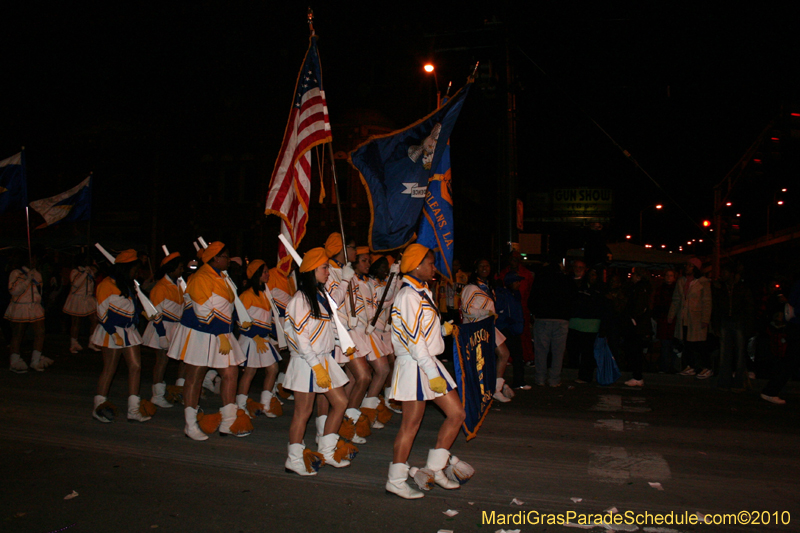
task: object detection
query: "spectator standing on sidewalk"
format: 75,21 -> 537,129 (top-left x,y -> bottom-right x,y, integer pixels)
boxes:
624,268 -> 653,387
570,267 -> 604,384
669,258 -> 713,379
497,251 -> 535,365
760,276 -> 800,405
529,259 -> 575,387
495,271 -> 528,389
713,262 -> 755,392
653,269 -> 678,373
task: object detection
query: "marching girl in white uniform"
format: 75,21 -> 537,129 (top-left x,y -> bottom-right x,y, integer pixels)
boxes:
322,233 -> 371,444
235,259 -> 282,418
368,255 -> 403,414
350,247 -> 399,430
266,265 -> 294,401
90,249 -> 151,423
63,256 -> 99,354
167,242 -> 251,440
283,247 -> 353,475
6,251 -> 52,373
386,244 -> 465,499
141,252 -> 184,408
460,258 -> 513,403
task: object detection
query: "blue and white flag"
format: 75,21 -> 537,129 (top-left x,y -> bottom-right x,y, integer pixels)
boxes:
29,176 -> 92,228
0,152 -> 27,214
416,138 -> 454,281
452,317 -> 496,440
349,83 -> 470,252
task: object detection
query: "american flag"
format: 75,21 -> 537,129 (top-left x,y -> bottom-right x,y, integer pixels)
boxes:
265,36 -> 332,275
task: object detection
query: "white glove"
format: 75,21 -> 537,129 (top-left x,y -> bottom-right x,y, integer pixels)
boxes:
389,262 -> 400,274
341,264 -> 355,282
158,336 -> 170,350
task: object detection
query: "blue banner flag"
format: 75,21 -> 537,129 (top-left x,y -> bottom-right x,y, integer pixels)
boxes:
349,83 -> 470,252
29,176 -> 92,228
452,317 -> 496,440
0,152 -> 27,214
416,139 -> 454,280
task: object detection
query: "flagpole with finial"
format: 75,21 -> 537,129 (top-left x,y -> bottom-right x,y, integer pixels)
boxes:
309,8 -> 358,321
86,171 -> 93,251
21,146 -> 35,299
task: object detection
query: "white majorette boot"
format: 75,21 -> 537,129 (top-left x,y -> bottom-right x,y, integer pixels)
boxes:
151,382 -> 173,408
184,406 -> 208,441
9,353 -> 28,374
425,448 -> 460,489
29,350 -> 54,372
219,403 -> 251,437
360,396 -> 384,429
317,433 -> 350,468
285,442 -> 319,476
492,378 -> 511,403
127,395 -> 151,422
259,389 -> 279,418
70,338 -> 83,353
345,408 -> 367,444
202,369 -> 220,394
235,394 -> 249,416
315,415 -> 327,444
93,395 -> 113,423
385,462 -> 424,499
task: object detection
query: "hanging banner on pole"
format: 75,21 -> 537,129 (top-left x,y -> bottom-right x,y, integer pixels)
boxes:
452,316 -> 496,440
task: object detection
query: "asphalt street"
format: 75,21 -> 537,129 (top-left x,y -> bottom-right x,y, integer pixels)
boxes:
3,336 -> 800,533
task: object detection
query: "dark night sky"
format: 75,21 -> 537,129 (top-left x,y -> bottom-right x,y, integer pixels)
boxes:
3,3 -> 798,253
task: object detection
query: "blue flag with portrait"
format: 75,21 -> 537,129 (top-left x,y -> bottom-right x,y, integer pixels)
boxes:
349,83 -> 470,252
0,152 -> 27,215
452,316 -> 495,440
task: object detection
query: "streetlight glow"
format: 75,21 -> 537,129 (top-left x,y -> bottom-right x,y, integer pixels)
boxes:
655,204 -> 663,209
423,64 -> 434,73
626,235 -> 632,239
778,200 -> 785,205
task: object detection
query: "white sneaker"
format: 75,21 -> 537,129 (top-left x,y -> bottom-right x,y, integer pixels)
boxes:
9,356 -> 28,374
88,343 -> 101,352
30,356 -> 54,372
679,366 -> 696,376
696,369 -> 713,380
492,390 -> 511,403
502,383 -> 516,398
624,378 -> 644,387
70,339 -> 83,353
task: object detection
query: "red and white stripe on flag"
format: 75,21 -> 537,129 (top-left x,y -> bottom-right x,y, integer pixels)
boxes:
265,38 -> 332,276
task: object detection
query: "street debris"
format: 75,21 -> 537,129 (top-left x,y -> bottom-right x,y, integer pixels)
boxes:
510,498 -> 524,505
443,509 -> 459,517
63,491 -> 79,500
648,482 -> 664,490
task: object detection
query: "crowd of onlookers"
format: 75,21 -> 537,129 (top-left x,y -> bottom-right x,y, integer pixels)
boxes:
435,250 -> 800,404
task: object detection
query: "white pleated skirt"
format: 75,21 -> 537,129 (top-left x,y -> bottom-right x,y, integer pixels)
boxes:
141,321 -> 179,349
63,295 -> 96,317
4,302 -> 45,323
90,325 -> 143,349
166,325 -> 246,368
368,329 -> 393,360
388,354 -> 457,402
238,335 -> 282,368
283,351 -> 349,394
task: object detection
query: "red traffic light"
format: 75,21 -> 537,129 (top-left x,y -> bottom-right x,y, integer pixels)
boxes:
702,220 -> 711,227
